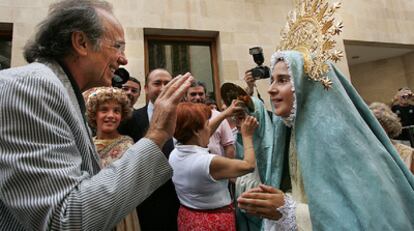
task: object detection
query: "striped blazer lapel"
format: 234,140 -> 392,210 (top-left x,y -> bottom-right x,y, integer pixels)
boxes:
45,61 -> 101,173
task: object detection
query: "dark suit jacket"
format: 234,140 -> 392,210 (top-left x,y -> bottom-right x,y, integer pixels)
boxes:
119,106 -> 148,143
119,105 -> 179,231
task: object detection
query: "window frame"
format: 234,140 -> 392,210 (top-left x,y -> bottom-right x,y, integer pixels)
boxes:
144,35 -> 221,105
0,22 -> 13,70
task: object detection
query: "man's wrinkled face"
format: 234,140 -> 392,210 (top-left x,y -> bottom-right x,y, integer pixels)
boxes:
85,10 -> 128,89
186,86 -> 206,104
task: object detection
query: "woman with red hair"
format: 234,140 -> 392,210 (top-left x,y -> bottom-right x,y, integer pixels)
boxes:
169,102 -> 258,231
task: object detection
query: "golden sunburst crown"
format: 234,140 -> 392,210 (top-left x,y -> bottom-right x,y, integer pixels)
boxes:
277,0 -> 344,90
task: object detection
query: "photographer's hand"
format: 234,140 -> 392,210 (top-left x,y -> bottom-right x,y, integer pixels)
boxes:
244,70 -> 255,96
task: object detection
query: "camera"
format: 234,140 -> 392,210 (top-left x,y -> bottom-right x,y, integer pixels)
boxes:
249,46 -> 270,80
112,68 -> 130,88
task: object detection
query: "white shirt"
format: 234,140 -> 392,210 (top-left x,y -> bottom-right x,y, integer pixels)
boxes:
147,101 -> 154,122
169,145 -> 231,210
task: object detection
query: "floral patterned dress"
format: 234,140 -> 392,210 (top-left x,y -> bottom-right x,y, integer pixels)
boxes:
392,140 -> 414,174
94,135 -> 140,231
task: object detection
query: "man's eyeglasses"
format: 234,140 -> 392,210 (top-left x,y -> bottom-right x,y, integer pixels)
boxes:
102,39 -> 126,53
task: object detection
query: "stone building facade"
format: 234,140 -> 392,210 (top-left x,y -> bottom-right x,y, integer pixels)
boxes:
1,0 -> 414,107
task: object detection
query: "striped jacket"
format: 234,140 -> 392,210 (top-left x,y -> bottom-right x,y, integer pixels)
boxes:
0,61 -> 172,230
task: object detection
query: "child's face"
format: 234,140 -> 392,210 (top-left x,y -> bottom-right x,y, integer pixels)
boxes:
268,61 -> 294,117
96,100 -> 122,134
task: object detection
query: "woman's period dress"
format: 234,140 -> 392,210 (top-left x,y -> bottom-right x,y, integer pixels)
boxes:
244,51 -> 414,230
94,135 -> 141,231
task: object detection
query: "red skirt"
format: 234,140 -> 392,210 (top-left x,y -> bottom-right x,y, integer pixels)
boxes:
177,204 -> 236,231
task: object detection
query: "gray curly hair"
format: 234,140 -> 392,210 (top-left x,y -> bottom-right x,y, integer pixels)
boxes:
24,0 -> 112,63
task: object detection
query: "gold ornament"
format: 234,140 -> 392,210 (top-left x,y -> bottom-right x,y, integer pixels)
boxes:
277,0 -> 343,90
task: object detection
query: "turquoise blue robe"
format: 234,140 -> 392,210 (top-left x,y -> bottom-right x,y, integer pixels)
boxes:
235,97 -> 274,231
261,51 -> 414,230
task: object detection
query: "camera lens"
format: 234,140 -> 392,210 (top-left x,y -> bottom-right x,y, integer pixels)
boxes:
251,67 -> 264,80
251,66 -> 270,80
248,46 -> 270,79
112,74 -> 128,88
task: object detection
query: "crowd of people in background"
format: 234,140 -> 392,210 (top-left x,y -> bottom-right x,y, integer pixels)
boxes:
0,0 -> 413,231
82,63 -> 414,231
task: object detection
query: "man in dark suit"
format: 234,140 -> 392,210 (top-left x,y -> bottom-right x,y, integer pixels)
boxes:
119,68 -> 179,230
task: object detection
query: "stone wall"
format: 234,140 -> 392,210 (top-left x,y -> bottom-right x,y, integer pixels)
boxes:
350,52 -> 414,104
1,0 -> 414,108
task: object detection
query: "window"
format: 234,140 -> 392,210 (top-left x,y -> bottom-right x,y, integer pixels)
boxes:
145,31 -> 220,102
0,23 -> 12,70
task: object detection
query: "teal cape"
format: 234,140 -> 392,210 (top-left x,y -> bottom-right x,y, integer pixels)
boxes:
235,97 -> 274,231
262,51 -> 414,230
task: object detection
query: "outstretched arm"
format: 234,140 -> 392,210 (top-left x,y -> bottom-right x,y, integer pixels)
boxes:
208,99 -> 243,136
0,71 -> 193,230
210,116 -> 258,180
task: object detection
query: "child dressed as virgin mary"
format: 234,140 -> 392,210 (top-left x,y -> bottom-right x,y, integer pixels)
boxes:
236,1 -> 414,230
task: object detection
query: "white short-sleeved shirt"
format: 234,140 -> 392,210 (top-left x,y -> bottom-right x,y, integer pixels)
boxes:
169,145 -> 231,210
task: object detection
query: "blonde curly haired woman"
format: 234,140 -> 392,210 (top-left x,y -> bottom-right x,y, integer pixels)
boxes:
86,87 -> 139,231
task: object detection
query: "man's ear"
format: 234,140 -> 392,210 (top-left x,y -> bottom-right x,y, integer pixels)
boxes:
71,31 -> 90,56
